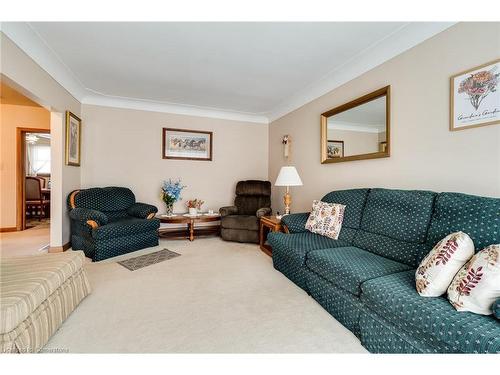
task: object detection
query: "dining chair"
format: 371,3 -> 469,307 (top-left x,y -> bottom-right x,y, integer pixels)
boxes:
25,177 -> 50,221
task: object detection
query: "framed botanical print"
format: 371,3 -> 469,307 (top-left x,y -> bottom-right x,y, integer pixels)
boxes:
65,111 -> 81,166
327,140 -> 344,158
450,59 -> 500,131
162,128 -> 213,161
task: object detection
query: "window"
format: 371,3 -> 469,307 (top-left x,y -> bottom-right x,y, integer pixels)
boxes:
27,142 -> 51,175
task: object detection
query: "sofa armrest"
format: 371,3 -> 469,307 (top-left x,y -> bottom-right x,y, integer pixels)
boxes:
69,208 -> 108,228
281,212 -> 310,233
256,207 -> 272,218
127,202 -> 158,219
219,206 -> 238,217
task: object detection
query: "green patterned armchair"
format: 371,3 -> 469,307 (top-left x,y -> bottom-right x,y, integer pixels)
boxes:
68,187 -> 160,261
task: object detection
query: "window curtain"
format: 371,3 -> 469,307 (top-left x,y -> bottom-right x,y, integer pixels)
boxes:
26,143 -> 51,175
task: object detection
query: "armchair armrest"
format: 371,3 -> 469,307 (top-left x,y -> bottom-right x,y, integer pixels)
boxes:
69,207 -> 108,228
256,207 -> 272,218
219,206 -> 238,217
281,212 -> 310,233
127,202 -> 158,219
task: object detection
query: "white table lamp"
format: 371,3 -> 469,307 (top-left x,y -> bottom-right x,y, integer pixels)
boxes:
274,166 -> 303,215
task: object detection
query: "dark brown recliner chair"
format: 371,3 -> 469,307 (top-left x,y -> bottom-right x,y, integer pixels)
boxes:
219,180 -> 272,243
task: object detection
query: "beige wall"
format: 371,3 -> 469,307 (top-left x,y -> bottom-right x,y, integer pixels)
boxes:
0,103 -> 50,228
269,22 -> 500,213
81,105 -> 269,213
1,33 -> 82,247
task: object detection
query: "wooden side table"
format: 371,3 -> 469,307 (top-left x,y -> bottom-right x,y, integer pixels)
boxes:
259,216 -> 284,256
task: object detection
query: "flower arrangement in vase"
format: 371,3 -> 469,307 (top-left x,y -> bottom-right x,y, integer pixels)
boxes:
161,179 -> 186,216
186,199 -> 204,215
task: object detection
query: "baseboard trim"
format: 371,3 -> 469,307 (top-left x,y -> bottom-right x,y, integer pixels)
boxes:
0,227 -> 17,232
49,242 -> 71,253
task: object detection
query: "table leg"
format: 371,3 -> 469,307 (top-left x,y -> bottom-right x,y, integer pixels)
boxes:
259,222 -> 265,249
189,220 -> 194,241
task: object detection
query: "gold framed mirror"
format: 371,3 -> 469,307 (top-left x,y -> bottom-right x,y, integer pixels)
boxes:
321,86 -> 390,164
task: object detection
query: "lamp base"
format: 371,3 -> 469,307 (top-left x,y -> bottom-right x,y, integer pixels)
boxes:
283,188 -> 291,215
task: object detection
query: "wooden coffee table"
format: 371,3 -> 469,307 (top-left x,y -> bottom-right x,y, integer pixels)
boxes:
157,213 -> 221,241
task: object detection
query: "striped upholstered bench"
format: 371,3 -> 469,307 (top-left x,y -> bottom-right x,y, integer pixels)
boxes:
0,251 -> 91,353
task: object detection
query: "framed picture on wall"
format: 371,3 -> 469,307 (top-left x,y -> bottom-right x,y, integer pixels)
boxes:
379,141 -> 387,153
327,140 -> 344,158
65,111 -> 81,166
450,59 -> 500,131
162,128 -> 213,161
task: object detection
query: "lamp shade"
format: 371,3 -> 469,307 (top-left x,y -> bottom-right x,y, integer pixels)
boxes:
275,166 -> 303,187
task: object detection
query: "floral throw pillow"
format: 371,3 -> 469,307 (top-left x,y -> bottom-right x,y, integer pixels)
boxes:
447,244 -> 500,315
415,232 -> 474,297
305,200 -> 346,240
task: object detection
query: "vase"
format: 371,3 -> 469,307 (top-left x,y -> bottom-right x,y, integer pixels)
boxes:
188,207 -> 197,215
165,202 -> 174,216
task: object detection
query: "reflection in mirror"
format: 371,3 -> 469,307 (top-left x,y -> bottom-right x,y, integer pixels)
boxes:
321,86 -> 390,163
327,96 -> 386,158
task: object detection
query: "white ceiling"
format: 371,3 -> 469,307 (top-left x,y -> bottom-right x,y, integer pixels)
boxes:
1,22 -> 454,123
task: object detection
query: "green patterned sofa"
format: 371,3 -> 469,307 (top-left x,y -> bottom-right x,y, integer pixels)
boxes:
268,188 -> 500,353
68,187 -> 160,261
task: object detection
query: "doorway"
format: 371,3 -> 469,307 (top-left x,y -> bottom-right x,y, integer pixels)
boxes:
17,128 -> 51,231
1,77 -> 67,255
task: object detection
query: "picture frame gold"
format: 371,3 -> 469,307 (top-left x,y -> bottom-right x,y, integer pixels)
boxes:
321,86 -> 391,164
65,111 -> 82,166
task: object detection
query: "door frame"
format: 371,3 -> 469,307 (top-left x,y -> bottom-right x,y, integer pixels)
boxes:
16,127 -> 50,231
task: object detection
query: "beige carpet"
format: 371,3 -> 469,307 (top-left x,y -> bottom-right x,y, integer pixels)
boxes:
45,238 -> 366,353
0,223 -> 49,257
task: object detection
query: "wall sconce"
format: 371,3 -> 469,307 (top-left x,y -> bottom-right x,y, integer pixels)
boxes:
282,135 -> 290,160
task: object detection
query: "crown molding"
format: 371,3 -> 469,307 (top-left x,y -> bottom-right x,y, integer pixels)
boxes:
0,22 -> 268,124
2,22 -> 456,125
328,121 -> 385,133
0,22 -> 88,100
266,22 -> 457,122
82,94 -> 269,124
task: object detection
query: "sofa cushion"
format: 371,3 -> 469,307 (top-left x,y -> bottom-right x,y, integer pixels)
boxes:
306,246 -> 411,296
269,232 -> 351,290
447,244 -> 500,315
360,188 -> 436,243
427,192 -> 500,252
105,209 -> 132,222
221,215 -> 259,231
321,188 -> 369,229
92,217 -> 160,240
305,200 -> 346,239
74,187 -> 136,212
353,230 -> 430,268
416,231 -> 475,297
361,270 -> 500,353
269,232 -> 351,265
0,251 -> 86,334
